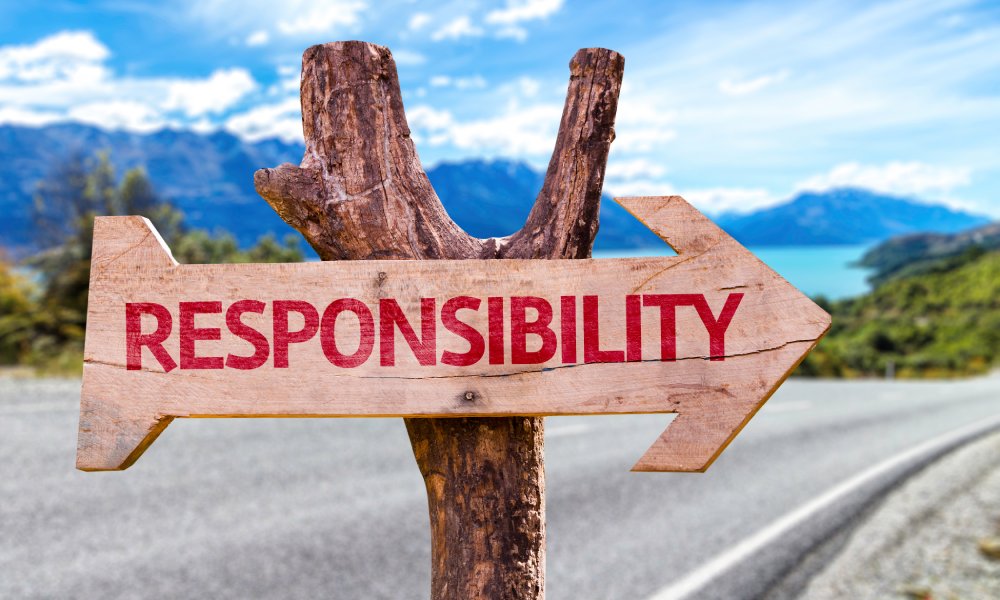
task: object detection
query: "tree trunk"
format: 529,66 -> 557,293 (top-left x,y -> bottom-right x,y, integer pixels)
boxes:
255,40 -> 623,600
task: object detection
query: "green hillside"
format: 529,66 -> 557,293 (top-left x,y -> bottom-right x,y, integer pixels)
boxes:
800,249 -> 1000,378
857,222 -> 1000,285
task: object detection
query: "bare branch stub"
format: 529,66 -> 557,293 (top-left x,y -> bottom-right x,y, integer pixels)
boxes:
255,41 -> 480,260
502,48 -> 624,259
254,40 -> 624,600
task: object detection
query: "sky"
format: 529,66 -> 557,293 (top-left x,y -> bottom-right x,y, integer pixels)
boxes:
0,0 -> 997,216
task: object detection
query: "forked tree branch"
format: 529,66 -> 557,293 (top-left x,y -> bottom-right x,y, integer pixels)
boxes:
502,48 -> 624,259
254,40 -> 624,600
254,41 -> 623,261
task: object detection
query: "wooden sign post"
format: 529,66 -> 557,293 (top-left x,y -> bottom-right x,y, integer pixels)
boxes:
77,42 -> 829,599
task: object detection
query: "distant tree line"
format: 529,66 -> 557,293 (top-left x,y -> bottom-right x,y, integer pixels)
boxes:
0,152 -> 303,373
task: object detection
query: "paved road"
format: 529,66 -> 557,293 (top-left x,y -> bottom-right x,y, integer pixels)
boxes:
1,376 -> 999,599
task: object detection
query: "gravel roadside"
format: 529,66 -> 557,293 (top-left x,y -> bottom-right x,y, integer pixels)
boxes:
801,429 -> 1000,599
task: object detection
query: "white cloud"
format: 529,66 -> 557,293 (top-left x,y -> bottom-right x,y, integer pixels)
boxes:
609,161 -> 977,216
517,77 -> 540,97
431,16 -> 484,41
408,13 -> 432,31
602,176 -> 789,215
615,0 -> 1000,195
485,0 -> 564,25
455,76 -> 487,89
495,26 -> 528,41
607,161 -> 977,217
0,31 -> 262,137
409,1 -> 561,43
0,30 -> 109,83
408,101 -> 562,156
271,65 -> 300,94
718,69 -> 789,96
612,96 -> 678,153
680,187 -> 778,214
418,1 -> 560,43
603,177 -> 675,199
68,101 -> 167,133
429,75 -> 487,89
188,118 -> 218,134
276,0 -> 367,34
0,106 -> 63,127
614,124 -> 677,154
602,161 -> 778,214
407,105 -> 454,131
185,0 -> 367,38
245,30 -> 269,46
224,97 -> 302,143
392,49 -> 427,66
666,162 -> 975,215
162,68 -> 257,116
408,72 -> 676,167
606,158 -> 667,180
605,179 -> 777,215
797,161 -> 972,199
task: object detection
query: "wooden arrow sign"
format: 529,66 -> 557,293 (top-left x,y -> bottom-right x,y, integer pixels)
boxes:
77,195 -> 829,473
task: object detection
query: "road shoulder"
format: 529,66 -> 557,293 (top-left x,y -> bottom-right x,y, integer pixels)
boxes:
798,430 -> 1000,599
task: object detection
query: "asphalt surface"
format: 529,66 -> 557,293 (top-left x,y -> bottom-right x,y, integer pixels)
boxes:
1,375 -> 999,599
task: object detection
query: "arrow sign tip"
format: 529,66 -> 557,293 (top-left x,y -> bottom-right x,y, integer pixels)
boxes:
616,196 -> 831,472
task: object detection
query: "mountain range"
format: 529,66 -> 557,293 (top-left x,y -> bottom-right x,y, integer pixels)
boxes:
715,188 -> 988,246
0,123 -> 990,255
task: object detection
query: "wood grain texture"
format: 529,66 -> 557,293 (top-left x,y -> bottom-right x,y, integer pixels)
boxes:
405,417 -> 545,600
78,197 -> 830,472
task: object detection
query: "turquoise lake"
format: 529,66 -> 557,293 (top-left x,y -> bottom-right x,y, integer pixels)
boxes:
594,245 -> 873,300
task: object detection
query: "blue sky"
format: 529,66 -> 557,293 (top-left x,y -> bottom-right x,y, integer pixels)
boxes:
0,0 -> 998,216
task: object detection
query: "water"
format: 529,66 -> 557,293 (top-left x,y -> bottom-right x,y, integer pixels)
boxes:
593,245 -> 873,300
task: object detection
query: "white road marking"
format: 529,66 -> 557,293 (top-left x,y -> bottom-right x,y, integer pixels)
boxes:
547,423 -> 592,438
647,412 -> 1000,600
0,401 -> 76,415
764,400 -> 812,413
